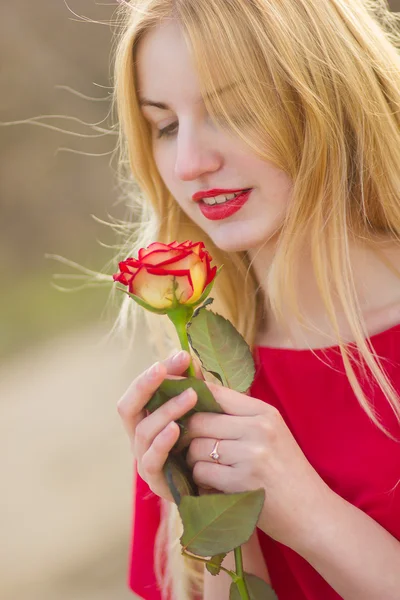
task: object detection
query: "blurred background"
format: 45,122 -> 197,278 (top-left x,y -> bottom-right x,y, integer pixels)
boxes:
1,2 -> 152,600
1,2 -> 400,599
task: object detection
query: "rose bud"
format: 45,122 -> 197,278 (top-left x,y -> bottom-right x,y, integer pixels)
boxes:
113,240 -> 218,314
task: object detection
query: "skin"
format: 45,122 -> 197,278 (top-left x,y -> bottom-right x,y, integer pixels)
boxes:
118,18 -> 400,593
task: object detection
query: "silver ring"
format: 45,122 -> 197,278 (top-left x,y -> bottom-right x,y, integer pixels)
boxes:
209,439 -> 221,463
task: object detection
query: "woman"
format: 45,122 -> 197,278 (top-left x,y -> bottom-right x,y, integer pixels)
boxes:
113,1 -> 400,598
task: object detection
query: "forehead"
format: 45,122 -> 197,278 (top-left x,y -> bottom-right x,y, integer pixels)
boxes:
136,20 -> 202,107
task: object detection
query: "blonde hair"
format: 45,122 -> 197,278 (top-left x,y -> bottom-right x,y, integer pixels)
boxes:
110,1 -> 400,598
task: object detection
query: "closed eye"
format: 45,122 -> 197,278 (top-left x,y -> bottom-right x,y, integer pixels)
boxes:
155,111 -> 244,139
157,122 -> 178,139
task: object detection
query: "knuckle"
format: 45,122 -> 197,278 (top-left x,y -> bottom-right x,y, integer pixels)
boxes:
258,416 -> 277,440
163,399 -> 179,420
116,398 -> 127,418
141,453 -> 158,477
134,420 -> 149,444
117,379 -> 143,418
117,399 -> 133,421
251,444 -> 268,465
251,442 -> 265,458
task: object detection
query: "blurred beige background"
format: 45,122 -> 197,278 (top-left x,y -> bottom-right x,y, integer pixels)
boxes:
0,2 -> 154,600
1,2 -> 400,600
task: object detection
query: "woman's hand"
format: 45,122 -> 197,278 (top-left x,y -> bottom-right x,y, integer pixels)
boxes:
183,382 -> 332,550
117,350 -> 198,503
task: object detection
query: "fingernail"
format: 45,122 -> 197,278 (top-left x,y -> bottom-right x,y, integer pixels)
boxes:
172,351 -> 187,365
176,387 -> 194,404
147,362 -> 161,379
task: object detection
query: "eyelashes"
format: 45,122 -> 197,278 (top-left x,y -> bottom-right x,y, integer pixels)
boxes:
157,122 -> 178,139
155,112 -> 247,139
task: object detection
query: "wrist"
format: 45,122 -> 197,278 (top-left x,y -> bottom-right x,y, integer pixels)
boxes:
288,482 -> 341,559
258,477 -> 337,554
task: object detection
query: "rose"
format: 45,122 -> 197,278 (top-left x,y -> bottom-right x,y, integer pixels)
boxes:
113,240 -> 220,373
113,240 -> 217,312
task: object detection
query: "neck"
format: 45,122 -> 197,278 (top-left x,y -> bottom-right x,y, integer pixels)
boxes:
247,236 -> 400,349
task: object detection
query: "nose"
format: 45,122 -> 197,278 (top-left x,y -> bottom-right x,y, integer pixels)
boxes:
174,125 -> 222,181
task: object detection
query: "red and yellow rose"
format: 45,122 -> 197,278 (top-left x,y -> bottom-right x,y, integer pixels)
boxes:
113,240 -> 217,312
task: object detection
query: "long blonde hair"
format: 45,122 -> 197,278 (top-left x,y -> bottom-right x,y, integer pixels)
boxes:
111,1 -> 400,598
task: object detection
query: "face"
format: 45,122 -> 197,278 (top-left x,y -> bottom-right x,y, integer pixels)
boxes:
136,20 -> 293,253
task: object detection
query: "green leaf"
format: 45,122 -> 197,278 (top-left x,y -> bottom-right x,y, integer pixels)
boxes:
163,454 -> 198,505
230,574 -> 279,599
187,307 -> 256,392
205,552 -> 227,576
145,377 -> 224,415
179,488 -> 265,556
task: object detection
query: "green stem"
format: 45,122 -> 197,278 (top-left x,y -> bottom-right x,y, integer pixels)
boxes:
234,546 -> 251,599
182,547 -> 250,599
168,308 -> 196,377
181,549 -> 236,578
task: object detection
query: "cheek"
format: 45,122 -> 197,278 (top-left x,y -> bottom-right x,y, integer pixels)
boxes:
153,148 -> 178,192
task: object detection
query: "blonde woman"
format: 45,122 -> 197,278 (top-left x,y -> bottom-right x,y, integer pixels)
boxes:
113,1 -> 400,599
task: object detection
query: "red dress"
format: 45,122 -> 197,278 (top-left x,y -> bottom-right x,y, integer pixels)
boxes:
128,324 -> 400,600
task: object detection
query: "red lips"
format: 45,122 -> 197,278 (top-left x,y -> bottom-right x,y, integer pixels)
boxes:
192,188 -> 250,202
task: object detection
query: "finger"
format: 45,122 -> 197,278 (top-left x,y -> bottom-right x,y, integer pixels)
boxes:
140,421 -> 181,501
134,387 -> 197,459
192,462 -> 240,494
186,438 -> 244,469
117,351 -> 193,438
164,350 -> 194,376
183,413 -> 244,445
206,381 -> 276,417
117,361 -> 168,438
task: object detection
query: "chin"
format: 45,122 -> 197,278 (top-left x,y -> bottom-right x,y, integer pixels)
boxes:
211,227 -> 280,254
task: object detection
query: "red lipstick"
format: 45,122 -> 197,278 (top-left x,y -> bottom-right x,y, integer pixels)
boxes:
197,189 -> 253,221
192,188 -> 250,202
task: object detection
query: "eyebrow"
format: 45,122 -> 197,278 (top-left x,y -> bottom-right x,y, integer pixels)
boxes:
139,81 -> 238,110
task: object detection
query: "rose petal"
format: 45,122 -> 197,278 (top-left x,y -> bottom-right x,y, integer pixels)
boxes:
174,274 -> 194,303
187,259 -> 208,303
141,249 -> 191,267
131,267 -> 176,309
156,254 -> 207,302
144,266 -> 195,304
138,242 -> 170,260
113,271 -> 135,287
119,258 -> 140,274
206,265 -> 218,286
